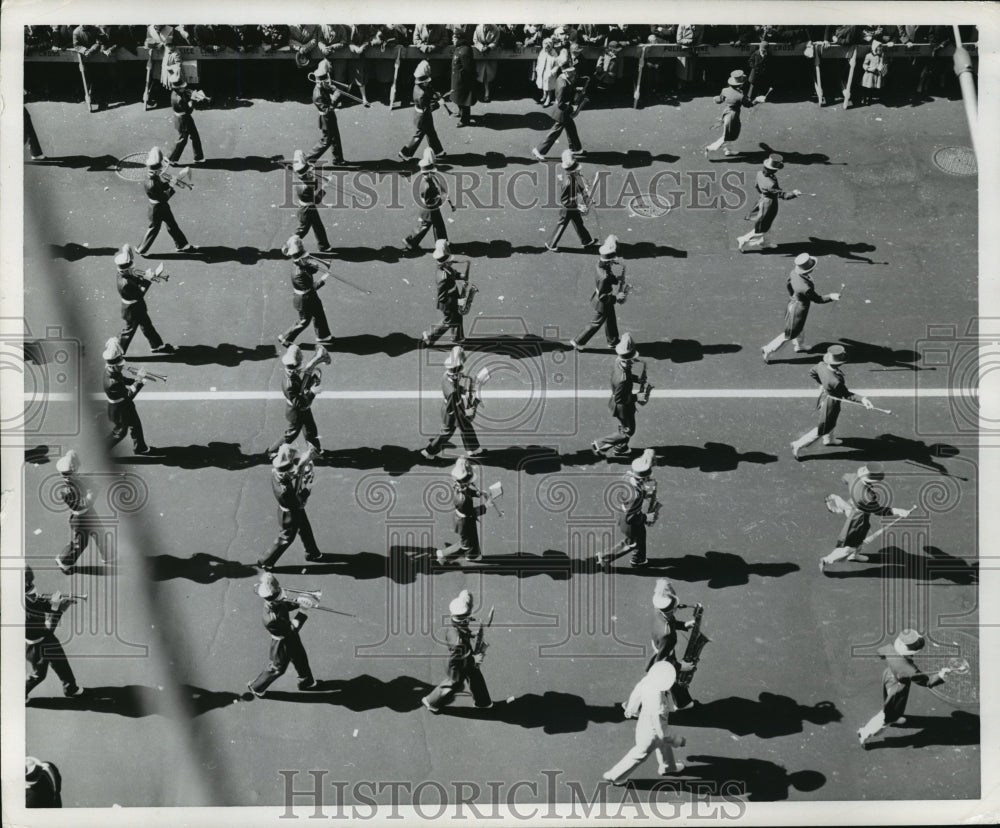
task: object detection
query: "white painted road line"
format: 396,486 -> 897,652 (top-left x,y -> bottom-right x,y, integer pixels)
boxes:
27,388 -> 974,402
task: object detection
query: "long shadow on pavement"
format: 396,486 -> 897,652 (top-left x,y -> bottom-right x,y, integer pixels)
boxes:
617,241 -> 687,259
26,684 -> 240,718
117,442 -> 268,470
127,343 -> 277,367
626,756 -> 825,801
448,240 -> 552,258
797,435 -> 963,474
728,141 -> 847,167
29,154 -> 119,171
636,340 -> 742,363
819,544 -> 978,584
190,155 -> 282,173
48,243 -> 117,261
149,552 -> 259,583
442,691 -> 626,734
607,550 -> 799,587
651,443 -> 778,472
156,246 -> 286,265
260,675 -> 434,712
670,693 -> 842,738
767,237 -> 885,264
580,150 -> 682,168
324,333 -> 422,357
864,711 -> 979,749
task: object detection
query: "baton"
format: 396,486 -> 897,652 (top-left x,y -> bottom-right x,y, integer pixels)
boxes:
310,605 -> 357,617
863,504 -> 917,545
838,397 -> 893,415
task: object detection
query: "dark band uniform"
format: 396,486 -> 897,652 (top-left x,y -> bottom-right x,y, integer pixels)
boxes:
747,169 -> 795,235
423,617 -> 491,709
537,73 -> 582,155
573,258 -> 622,347
25,759 -> 63,808
306,82 -> 344,165
54,474 -> 103,573
248,595 -> 315,694
167,86 -> 204,164
401,83 -> 444,158
809,360 -> 861,437
294,172 -> 332,251
784,266 -> 833,340
104,366 -> 148,453
875,643 -> 945,725
595,359 -> 645,455
451,480 -> 483,560
424,371 -> 480,456
268,369 -> 321,456
647,607 -> 694,709
25,586 -> 79,697
837,471 -> 895,548
405,172 -> 448,248
547,171 -> 594,249
280,257 -> 332,343
424,260 -> 467,344
259,465 -> 321,569
117,265 -> 165,352
137,173 -> 189,255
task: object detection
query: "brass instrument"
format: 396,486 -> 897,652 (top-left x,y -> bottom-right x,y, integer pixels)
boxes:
146,263 -> 169,284
301,344 -> 332,390
433,90 -> 455,116
303,255 -> 372,295
635,360 -> 653,405
641,477 -> 662,526
279,586 -> 357,617
308,74 -> 372,109
458,281 -> 479,316
610,258 -> 631,303
676,603 -> 710,687
189,88 -> 212,104
461,367 -> 491,419
295,450 -> 315,500
572,75 -> 592,116
125,366 -> 168,383
158,165 -> 193,190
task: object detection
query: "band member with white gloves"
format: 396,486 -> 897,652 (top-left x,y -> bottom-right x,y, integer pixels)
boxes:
114,243 -> 174,355
277,234 -> 335,347
737,153 -> 800,253
704,69 -> 765,157
646,579 -> 696,710
761,252 -> 839,362
598,448 -> 659,568
53,450 -> 107,575
422,588 -> 493,711
268,344 -> 323,459
602,661 -> 687,784
592,333 -> 651,458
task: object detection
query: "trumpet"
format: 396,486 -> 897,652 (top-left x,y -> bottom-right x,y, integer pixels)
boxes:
301,344 -> 331,390
158,165 -> 193,190
125,366 -> 168,383
189,88 -> 212,104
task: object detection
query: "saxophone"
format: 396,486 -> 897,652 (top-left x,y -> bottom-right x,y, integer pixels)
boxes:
676,603 -> 710,687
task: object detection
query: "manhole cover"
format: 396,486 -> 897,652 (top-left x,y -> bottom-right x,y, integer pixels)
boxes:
933,146 -> 977,176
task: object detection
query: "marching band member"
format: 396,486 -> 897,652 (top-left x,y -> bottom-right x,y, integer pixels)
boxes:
434,457 -> 489,564
737,153 -> 801,252
791,344 -> 874,459
421,346 -> 483,461
647,579 -> 696,709
103,337 -> 150,455
114,243 -> 174,355
532,58 -> 584,160
704,69 -> 766,157
247,571 -> 317,697
761,252 -> 840,362
820,462 -> 912,571
422,589 -> 493,711
570,234 -> 625,351
403,148 -> 449,252
136,146 -> 196,256
598,449 -> 658,568
592,333 -> 650,458
25,565 -> 84,699
53,450 -> 107,576
602,661 -> 686,784
291,149 -> 334,254
421,240 -> 468,346
306,59 -> 347,166
267,344 -> 323,459
25,757 -> 63,808
167,77 -> 205,165
277,235 -> 335,347
257,444 -> 322,571
399,60 -> 446,161
545,149 -> 598,251
857,629 -> 953,747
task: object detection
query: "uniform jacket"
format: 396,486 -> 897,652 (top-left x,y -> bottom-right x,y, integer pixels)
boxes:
294,175 -> 325,208
809,362 -> 861,408
787,268 -> 829,307
281,369 -> 314,411
552,74 -> 577,123
443,621 -> 480,675
25,760 -> 62,808
290,259 -> 323,294
272,469 -> 309,511
440,371 -> 470,424
650,608 -> 688,666
755,169 -> 793,202
714,85 -> 748,112
592,260 -> 621,310
144,174 -> 175,203
558,172 -> 586,211
262,597 -> 303,638
435,262 -> 465,310
56,474 -> 91,516
25,589 -> 59,642
417,173 -> 444,217
609,359 -> 643,415
117,267 -> 152,303
171,88 -> 196,116
452,481 -> 480,519
103,368 -> 141,405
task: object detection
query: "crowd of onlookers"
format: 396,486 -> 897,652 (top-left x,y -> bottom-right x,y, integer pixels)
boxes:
24,24 -> 977,110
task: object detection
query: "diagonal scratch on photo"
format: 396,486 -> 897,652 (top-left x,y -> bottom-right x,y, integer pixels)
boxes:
6,8 -> 989,821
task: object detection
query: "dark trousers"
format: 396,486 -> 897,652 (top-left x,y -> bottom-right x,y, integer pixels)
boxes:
401,115 -> 444,157
425,662 -> 491,709
282,292 -> 331,342
426,412 -> 479,455
137,202 -> 188,255
269,407 -> 321,455
168,113 -> 204,163
574,302 -> 619,347
260,508 -> 321,567
621,516 -> 647,566
537,115 -> 581,154
25,108 -> 43,157
307,121 -> 344,164
548,208 -> 593,248
595,408 -> 635,456
249,632 -> 313,693
26,636 -> 78,697
296,205 -> 331,250
457,105 -> 472,125
425,303 -> 464,344
405,209 -> 447,248
108,401 -> 147,453
119,301 -> 164,352
56,511 -> 107,570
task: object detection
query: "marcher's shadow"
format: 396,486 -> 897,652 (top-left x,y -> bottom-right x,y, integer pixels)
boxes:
671,693 -> 842,738
866,711 -> 979,749
730,141 -> 846,166
637,340 -> 742,363
613,550 -> 799,588
272,549 -> 395,582
192,156 -> 279,173
262,675 -> 434,712
630,756 -> 826,801
473,111 -> 556,131
28,154 -> 118,171
127,343 -> 276,367
462,334 -> 572,358
329,245 -> 421,264
27,684 -> 240,718
804,338 -> 924,371
318,445 -> 423,476
652,443 -> 778,472
149,552 -> 259,583
25,445 -> 52,465
116,442 -> 267,470
799,435 -> 962,474
444,691 -> 626,734
820,544 -> 978,585
430,549 -> 600,580
449,240 -> 551,258
157,246 -> 286,265
581,150 -> 681,168
617,241 -> 687,259
327,333 -> 421,357
47,243 -> 117,261
769,237 -> 883,264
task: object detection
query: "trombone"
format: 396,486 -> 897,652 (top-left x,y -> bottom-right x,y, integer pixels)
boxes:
280,587 -> 357,617
303,255 -> 372,295
159,163 -> 193,190
125,366 -> 168,383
